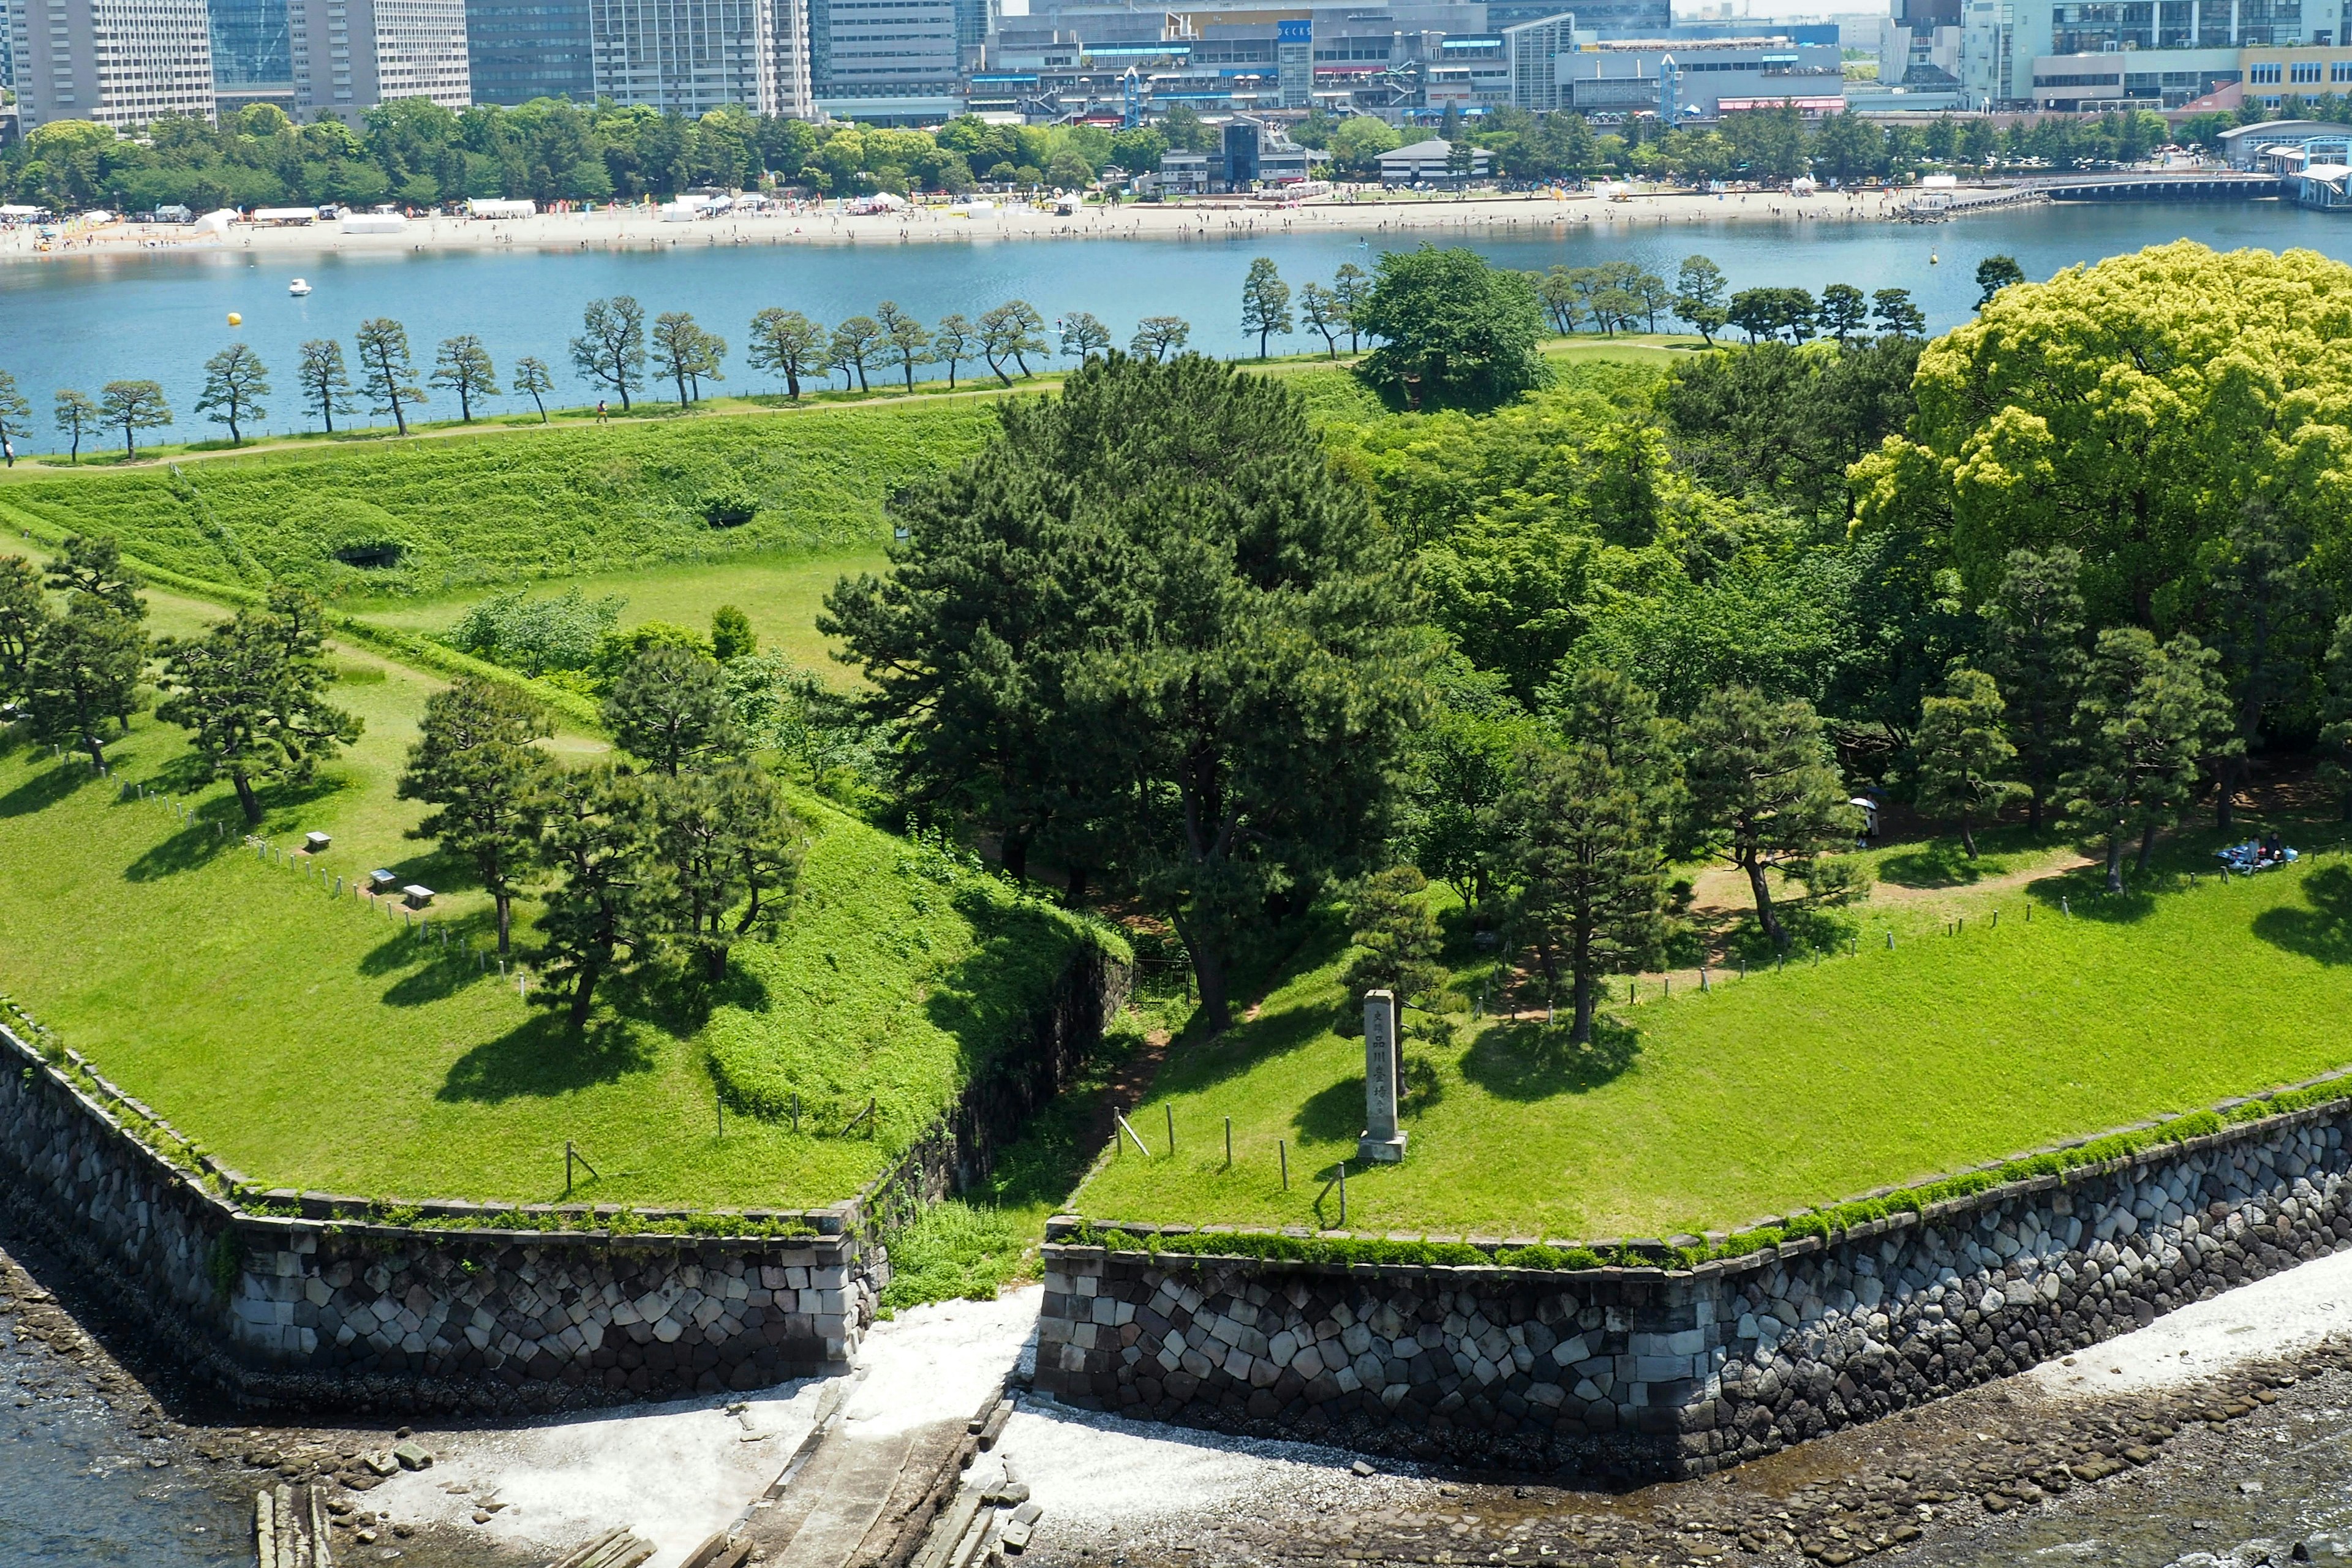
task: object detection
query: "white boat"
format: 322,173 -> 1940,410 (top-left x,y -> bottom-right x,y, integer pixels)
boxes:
287,278 -> 312,296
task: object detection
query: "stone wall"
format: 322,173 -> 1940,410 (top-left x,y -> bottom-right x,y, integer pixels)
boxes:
0,937 -> 1125,1414
1035,1096 -> 2352,1480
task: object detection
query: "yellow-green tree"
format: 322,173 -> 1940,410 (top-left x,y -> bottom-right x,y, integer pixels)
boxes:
1854,242 -> 2352,630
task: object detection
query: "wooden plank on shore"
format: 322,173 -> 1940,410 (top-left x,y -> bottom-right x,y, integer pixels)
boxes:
254,1488 -> 276,1568
548,1526 -> 631,1568
309,1485 -> 336,1568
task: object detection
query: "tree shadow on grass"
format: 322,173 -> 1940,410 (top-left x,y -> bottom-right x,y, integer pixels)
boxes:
1878,842 -> 1996,889
1458,1016 -> 1640,1102
437,1009 -> 661,1102
0,756 -> 96,818
2252,862 -> 2352,965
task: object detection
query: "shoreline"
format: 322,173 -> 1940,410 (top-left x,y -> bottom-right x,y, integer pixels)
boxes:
0,187 -> 1918,265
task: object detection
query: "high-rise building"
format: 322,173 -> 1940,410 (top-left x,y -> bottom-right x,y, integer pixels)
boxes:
465,0 -> 597,102
290,0 -> 472,123
7,0 -> 216,132
811,0 -> 960,121
210,0 -> 295,112
587,0 -> 812,116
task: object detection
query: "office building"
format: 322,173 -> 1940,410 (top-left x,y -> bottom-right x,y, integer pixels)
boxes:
587,0 -> 812,115
7,0 -> 216,131
292,0 -> 471,123
1155,113 -> 1312,187
209,0 -> 294,111
811,0 -> 959,121
1515,34 -> 1842,115
464,0 -> 596,102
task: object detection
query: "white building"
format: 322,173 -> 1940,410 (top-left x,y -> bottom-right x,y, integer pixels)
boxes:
591,0 -> 813,116
1535,36 -> 1843,114
7,0 -> 216,132
290,0 -> 470,124
810,0 -> 960,122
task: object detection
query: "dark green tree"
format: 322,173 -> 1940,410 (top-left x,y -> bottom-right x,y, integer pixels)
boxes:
1332,263 -> 1372,351
0,370 -> 29,466
510,356 -> 554,423
2204,505 -> 2321,827
1818,283 -> 1868,344
647,763 -> 803,981
2318,614 -> 2352,820
1058,310 -> 1112,364
26,603 -> 147,767
398,677 -> 556,952
1975,254 -> 2027,309
930,314 -> 976,390
156,600 -> 361,824
354,319 -> 424,435
1340,864 -> 1448,1016
296,339 -> 355,434
1240,257 -> 1292,359
429,334 -> 499,422
571,295 -> 647,412
652,310 -> 709,405
1684,685 -> 1853,949
53,389 -> 99,463
977,300 -> 1048,383
824,353 -> 1427,1028
1129,315 -> 1190,361
0,555 -> 50,703
1872,287 -> 1927,337
1496,667 -> 1675,1041
2064,628 -> 2233,890
876,301 -> 933,386
1982,546 -> 2085,831
1353,245 -> 1548,411
603,642 -> 742,774
533,764 -> 654,1029
195,343 -> 270,446
47,534 -> 144,619
1672,255 -> 1729,344
99,379 -> 172,457
747,307 -> 826,400
1913,665 -> 2019,858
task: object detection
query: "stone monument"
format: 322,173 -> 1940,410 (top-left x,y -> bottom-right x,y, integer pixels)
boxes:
1358,989 -> 1408,1163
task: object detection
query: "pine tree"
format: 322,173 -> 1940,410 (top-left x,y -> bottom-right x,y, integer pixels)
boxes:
1340,865 -> 1447,1017
0,555 -> 50,704
2320,614 -> 2352,821
398,677 -> 556,953
195,343 -> 270,445
532,764 -> 654,1030
1240,257 -> 1292,360
1913,666 -> 2019,858
26,604 -> 147,768
429,334 -> 500,422
154,597 -> 361,824
603,643 -> 743,775
1495,668 -> 1675,1040
2064,628 -> 2233,891
296,339 -> 355,434
1685,686 -> 1854,950
747,307 -> 826,399
571,296 -> 646,411
647,763 -> 803,981
1983,546 -> 2085,831
353,319 -> 424,435
511,356 -> 554,423
0,369 -> 32,465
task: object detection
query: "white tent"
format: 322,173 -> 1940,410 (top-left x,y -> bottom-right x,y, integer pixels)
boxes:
466,197 -> 537,219
252,206 -> 320,226
192,208 -> 239,234
340,211 -> 409,234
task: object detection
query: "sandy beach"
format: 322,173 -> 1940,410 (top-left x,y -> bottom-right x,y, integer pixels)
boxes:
0,186 -> 1920,264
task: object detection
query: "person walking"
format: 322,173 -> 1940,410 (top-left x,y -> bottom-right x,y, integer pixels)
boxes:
595,399 -> 608,424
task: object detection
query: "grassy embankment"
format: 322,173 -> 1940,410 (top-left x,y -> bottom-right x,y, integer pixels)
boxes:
1074,824 -> 2352,1242
0,394 -> 1130,1216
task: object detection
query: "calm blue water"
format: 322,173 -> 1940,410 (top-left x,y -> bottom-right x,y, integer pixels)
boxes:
1,199 -> 2345,444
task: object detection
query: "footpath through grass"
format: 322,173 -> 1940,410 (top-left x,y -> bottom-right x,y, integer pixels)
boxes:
1076,840 -> 2352,1241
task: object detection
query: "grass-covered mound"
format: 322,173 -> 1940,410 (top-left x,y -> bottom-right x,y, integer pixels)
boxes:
0,398 -> 1003,598
0,612 -> 1105,1208
1074,839 -> 2352,1240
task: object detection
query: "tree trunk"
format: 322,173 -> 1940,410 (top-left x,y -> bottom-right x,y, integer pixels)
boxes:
675,369 -> 690,407
2135,820 -> 2160,873
2215,757 -> 2242,829
2105,832 -> 2124,893
568,960 -> 600,1028
1191,941 -> 1232,1033
82,734 -> 106,770
617,379 -> 631,413
495,891 -> 512,955
786,368 -> 801,399
233,771 -> 261,824
1742,853 -> 1787,949
1063,865 -> 1088,907
705,943 -> 728,982
1959,817 -> 1977,859
855,363 -> 869,393
1569,927 -> 1596,1044
1001,831 -> 1028,883
2027,784 -> 2045,832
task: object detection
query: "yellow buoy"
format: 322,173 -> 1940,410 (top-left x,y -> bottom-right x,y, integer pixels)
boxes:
227,311 -> 243,326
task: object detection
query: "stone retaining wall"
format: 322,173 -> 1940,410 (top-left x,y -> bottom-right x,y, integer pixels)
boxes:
1036,1096 -> 2352,1480
0,939 -> 1125,1414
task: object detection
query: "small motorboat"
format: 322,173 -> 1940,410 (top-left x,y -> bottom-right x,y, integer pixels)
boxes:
287,277 -> 312,296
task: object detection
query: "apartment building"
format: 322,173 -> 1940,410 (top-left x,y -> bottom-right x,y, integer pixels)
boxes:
7,0 -> 215,131
290,0 -> 470,123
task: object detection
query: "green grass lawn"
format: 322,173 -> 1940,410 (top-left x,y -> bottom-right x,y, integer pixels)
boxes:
0,642 -> 1096,1209
344,551 -> 886,690
1074,837 -> 2352,1241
